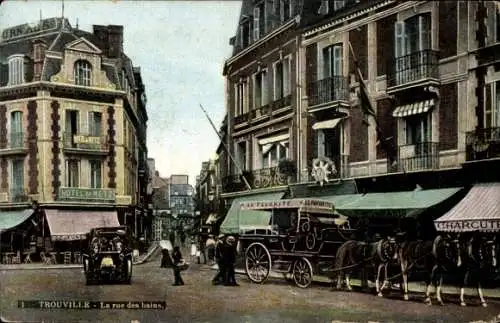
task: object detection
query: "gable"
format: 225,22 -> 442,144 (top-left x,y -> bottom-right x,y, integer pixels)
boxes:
65,37 -> 102,54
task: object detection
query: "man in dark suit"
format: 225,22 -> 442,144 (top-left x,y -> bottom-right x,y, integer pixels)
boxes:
224,236 -> 239,286
212,234 -> 226,285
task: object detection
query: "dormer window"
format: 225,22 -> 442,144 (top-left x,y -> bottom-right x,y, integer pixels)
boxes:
8,54 -> 25,86
74,60 -> 91,86
253,2 -> 266,41
240,19 -> 251,48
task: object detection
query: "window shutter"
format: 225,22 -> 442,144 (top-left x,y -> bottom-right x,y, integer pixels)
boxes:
333,45 -> 343,76
284,58 -> 291,96
486,4 -> 496,44
395,21 -> 405,58
262,71 -> 269,105
485,82 -> 492,127
253,7 -> 260,40
88,111 -> 93,135
419,14 -> 431,50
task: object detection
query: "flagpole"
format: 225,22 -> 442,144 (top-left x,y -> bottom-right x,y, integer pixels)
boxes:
199,104 -> 252,191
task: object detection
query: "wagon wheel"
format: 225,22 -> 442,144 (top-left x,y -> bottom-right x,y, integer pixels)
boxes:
301,221 -> 310,233
245,242 -> 272,284
293,257 -> 313,288
305,233 -> 316,250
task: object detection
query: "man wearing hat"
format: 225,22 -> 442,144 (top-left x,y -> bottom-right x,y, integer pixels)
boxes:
212,234 -> 226,285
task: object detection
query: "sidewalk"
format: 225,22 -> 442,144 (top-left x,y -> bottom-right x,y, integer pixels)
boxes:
209,264 -> 500,300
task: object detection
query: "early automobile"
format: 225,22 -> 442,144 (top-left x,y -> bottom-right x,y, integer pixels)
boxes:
82,226 -> 133,285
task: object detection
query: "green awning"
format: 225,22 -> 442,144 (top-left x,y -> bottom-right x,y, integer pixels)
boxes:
220,192 -> 286,234
323,188 -> 463,218
0,209 -> 35,233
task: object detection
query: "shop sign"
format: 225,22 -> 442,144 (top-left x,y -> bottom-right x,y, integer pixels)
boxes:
73,135 -> 101,145
435,220 -> 500,232
58,187 -> 116,202
240,199 -> 334,210
2,18 -> 59,41
52,234 -> 87,241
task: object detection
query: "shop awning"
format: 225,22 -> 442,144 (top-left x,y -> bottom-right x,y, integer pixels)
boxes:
312,118 -> 342,130
322,187 -> 462,218
220,191 -> 286,234
434,183 -> 500,232
0,209 -> 34,233
392,99 -> 435,117
45,209 -> 120,241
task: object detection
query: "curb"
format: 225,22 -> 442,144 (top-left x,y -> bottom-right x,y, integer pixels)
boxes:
208,265 -> 500,300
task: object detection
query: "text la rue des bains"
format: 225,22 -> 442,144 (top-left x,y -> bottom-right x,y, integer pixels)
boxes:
18,300 -> 166,310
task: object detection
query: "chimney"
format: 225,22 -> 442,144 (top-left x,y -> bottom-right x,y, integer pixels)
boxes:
32,39 -> 47,81
92,25 -> 109,56
107,25 -> 123,58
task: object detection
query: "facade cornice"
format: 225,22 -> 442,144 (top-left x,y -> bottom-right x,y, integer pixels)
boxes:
302,1 -> 420,46
225,16 -> 299,67
0,81 -> 124,99
220,185 -> 288,199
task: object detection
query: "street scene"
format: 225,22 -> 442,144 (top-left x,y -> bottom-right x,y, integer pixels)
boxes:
1,0 -> 500,322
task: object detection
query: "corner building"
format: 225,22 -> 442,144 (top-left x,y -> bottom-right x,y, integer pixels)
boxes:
0,18 -> 149,257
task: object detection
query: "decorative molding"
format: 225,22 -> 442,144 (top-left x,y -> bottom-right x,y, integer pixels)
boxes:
107,105 -> 116,188
50,100 -> 61,195
27,100 -> 39,194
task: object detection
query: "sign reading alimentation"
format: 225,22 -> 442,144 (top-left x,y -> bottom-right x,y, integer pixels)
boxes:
2,18 -> 60,41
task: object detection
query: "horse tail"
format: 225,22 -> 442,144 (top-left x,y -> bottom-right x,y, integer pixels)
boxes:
333,240 -> 357,281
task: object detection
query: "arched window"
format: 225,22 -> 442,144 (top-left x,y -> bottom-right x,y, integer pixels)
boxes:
74,60 -> 92,86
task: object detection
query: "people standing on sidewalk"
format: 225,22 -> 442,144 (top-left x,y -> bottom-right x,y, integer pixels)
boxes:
212,234 -> 226,285
171,246 -> 185,286
224,236 -> 239,286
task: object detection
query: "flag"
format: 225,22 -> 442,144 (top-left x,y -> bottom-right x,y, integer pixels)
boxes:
348,41 -> 396,165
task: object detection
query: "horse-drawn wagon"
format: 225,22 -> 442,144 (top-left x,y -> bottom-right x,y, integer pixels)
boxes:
236,198 -> 355,288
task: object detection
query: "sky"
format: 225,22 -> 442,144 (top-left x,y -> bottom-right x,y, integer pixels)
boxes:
0,0 -> 242,186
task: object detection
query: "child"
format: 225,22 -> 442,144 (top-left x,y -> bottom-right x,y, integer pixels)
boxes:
172,246 -> 185,286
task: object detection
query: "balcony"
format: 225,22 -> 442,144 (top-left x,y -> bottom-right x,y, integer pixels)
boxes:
269,95 -> 292,113
222,164 -> 296,193
10,188 -> 29,203
234,112 -> 249,125
307,76 -> 350,111
0,132 -> 28,156
387,50 -> 439,93
57,187 -> 116,203
63,132 -> 108,155
465,127 -> 500,161
388,142 -> 439,173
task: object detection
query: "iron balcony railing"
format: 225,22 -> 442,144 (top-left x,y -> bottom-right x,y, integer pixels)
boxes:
234,112 -> 249,125
8,132 -> 24,149
388,141 -> 439,173
465,126 -> 500,161
307,76 -> 350,107
387,50 -> 439,88
269,95 -> 292,112
63,132 -> 108,151
10,187 -> 29,202
221,163 -> 297,193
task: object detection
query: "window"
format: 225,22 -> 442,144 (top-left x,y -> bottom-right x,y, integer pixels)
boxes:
394,13 -> 431,84
261,141 -> 289,168
279,0 -> 292,22
74,60 -> 91,86
66,159 -> 80,187
240,20 -> 251,48
485,81 -> 500,128
10,111 -> 23,148
11,159 -> 24,197
323,44 -> 343,78
234,79 -> 248,116
253,2 -> 265,40
405,114 -> 430,145
315,128 -> 341,159
273,57 -> 291,100
333,0 -> 345,11
65,110 -> 79,147
254,70 -> 268,108
88,111 -> 102,136
486,4 -> 500,44
236,141 -> 247,172
8,55 -> 24,85
90,160 -> 102,188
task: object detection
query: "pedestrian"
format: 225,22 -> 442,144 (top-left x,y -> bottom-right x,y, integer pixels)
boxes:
160,247 -> 173,268
171,246 -> 185,286
224,236 -> 239,286
169,231 -> 176,247
205,234 -> 216,265
212,234 -> 226,285
180,231 -> 186,247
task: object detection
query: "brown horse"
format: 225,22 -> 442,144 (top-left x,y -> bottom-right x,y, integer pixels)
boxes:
457,235 -> 497,307
397,235 -> 461,305
333,237 -> 398,296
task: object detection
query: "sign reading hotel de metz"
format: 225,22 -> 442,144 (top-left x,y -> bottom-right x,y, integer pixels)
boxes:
58,188 -> 116,203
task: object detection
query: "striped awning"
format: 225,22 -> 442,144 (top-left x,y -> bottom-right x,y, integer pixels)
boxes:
312,118 -> 342,130
434,183 -> 500,232
392,99 -> 435,117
